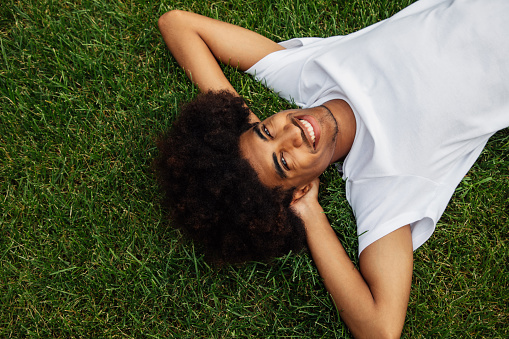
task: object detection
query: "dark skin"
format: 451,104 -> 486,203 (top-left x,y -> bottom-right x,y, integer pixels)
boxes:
159,10 -> 413,338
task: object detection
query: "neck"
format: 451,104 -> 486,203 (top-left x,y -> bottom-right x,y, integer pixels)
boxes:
322,99 -> 356,164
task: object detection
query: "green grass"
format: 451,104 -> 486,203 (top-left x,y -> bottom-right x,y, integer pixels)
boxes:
1,0 -> 507,337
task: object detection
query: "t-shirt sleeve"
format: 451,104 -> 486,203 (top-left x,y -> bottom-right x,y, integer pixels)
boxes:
246,36 -> 343,107
346,175 -> 444,255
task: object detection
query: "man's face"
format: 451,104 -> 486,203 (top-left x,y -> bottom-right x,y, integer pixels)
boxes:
239,107 -> 339,191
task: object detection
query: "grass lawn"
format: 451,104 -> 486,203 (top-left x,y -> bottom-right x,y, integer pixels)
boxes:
1,0 -> 507,337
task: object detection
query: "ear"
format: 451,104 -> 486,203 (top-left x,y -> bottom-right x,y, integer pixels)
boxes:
291,183 -> 312,205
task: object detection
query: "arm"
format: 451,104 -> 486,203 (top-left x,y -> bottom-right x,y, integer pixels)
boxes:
292,179 -> 413,339
158,10 -> 284,94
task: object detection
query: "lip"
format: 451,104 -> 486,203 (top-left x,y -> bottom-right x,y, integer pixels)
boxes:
295,115 -> 321,150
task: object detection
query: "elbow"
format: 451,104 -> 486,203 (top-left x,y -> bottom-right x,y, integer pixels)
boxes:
158,10 -> 186,32
376,328 -> 402,339
352,323 -> 402,339
157,10 -> 173,32
348,315 -> 403,339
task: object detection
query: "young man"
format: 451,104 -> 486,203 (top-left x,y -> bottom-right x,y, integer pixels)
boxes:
157,0 -> 509,337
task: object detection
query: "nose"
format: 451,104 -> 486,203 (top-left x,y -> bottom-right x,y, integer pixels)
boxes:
282,122 -> 303,148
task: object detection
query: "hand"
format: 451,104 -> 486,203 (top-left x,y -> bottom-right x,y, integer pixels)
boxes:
290,178 -> 323,222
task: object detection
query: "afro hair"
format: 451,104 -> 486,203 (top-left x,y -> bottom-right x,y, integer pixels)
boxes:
154,91 -> 307,264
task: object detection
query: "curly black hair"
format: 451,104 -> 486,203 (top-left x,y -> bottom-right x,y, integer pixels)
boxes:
154,91 -> 307,264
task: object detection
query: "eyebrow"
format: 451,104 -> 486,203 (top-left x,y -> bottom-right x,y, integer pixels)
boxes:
252,124 -> 287,179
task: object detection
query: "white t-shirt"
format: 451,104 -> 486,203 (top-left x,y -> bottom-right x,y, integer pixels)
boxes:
246,0 -> 509,254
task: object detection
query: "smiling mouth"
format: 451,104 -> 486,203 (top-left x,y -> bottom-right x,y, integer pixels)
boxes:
296,117 -> 319,150
299,119 -> 315,144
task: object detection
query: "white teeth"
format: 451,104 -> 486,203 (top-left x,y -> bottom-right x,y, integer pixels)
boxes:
299,119 -> 315,143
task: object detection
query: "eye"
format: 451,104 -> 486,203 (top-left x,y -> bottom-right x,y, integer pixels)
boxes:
281,153 -> 290,170
263,125 -> 272,138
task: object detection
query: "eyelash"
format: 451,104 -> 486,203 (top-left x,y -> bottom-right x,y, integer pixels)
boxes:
281,153 -> 290,170
263,124 -> 290,171
263,125 -> 272,138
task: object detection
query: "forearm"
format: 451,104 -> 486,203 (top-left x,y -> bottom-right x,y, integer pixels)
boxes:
303,206 -> 410,338
305,211 -> 379,337
158,10 -> 283,93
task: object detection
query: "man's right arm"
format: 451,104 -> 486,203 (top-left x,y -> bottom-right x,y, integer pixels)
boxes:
158,10 -> 283,95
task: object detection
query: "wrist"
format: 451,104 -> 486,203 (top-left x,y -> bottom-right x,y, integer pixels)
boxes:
297,202 -> 325,222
